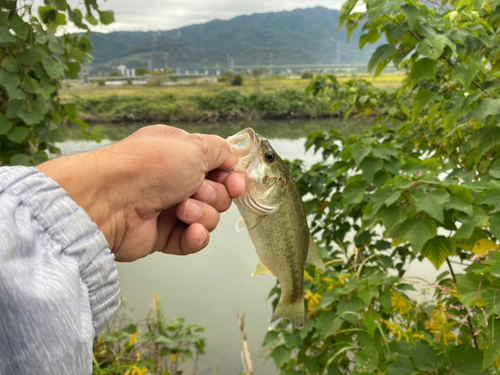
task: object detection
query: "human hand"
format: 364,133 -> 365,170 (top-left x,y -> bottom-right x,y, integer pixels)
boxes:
35,125 -> 245,261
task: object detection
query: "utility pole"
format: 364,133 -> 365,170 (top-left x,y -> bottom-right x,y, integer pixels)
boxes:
269,53 -> 273,74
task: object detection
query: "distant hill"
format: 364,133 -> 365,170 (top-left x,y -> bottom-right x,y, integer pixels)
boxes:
87,7 -> 378,71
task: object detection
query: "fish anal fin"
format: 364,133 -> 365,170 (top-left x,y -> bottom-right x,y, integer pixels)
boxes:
306,234 -> 326,271
271,298 -> 305,329
251,259 -> 273,277
236,217 -> 247,232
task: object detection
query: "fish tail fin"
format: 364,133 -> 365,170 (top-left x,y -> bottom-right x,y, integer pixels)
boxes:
271,298 -> 305,328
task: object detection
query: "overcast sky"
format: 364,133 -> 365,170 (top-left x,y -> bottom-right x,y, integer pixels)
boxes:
85,0 -> 362,32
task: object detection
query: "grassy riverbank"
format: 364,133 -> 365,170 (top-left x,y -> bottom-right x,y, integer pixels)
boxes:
66,74 -> 404,123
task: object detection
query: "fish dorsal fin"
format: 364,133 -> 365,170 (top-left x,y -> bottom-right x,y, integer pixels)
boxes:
236,217 -> 247,232
306,234 -> 326,271
251,259 -> 273,277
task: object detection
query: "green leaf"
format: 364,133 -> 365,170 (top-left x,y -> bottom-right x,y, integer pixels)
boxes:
6,126 -> 29,144
491,213 -> 500,240
449,345 -> 487,375
452,63 -> 480,90
472,99 -> 500,122
343,180 -> 367,206
456,274 -> 482,307
483,320 -> 500,370
315,311 -> 343,339
490,160 -> 500,179
410,58 -> 437,82
0,115 -> 13,135
98,10 -> 115,25
85,13 -> 98,25
2,57 -> 19,73
360,157 -> 383,184
386,358 -> 418,375
412,90 -> 436,118
18,50 -> 38,65
9,16 -> 28,39
271,345 -> 291,369
352,144 -> 372,165
368,44 -> 396,73
316,290 -> 337,309
0,26 -> 16,45
355,347 -> 378,373
470,126 -> 500,158
421,236 -> 456,269
6,86 -> 26,100
399,217 -> 437,253
445,186 -> 473,216
414,189 -> 450,223
379,204 -> 407,236
16,100 -> 44,125
0,70 -> 20,88
10,154 -> 30,166
32,150 -> 49,165
262,330 -> 280,349
402,4 -> 419,30
414,344 -> 446,371
42,58 -> 64,79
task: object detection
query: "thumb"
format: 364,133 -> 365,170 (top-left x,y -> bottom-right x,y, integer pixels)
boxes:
200,134 -> 239,171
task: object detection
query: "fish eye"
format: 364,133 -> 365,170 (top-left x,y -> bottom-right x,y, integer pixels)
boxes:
264,150 -> 275,162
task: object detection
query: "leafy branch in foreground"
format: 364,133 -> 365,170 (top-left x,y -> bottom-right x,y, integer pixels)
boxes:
0,0 -> 112,166
93,293 -> 206,375
262,0 -> 500,374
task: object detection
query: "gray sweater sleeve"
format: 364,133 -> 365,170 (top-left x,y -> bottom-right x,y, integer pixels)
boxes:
0,166 -> 120,375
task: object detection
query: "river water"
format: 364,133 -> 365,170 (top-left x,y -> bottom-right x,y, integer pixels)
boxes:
58,118 -> 452,375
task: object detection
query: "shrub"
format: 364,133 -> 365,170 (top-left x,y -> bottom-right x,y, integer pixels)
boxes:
231,74 -> 243,86
262,1 -> 500,374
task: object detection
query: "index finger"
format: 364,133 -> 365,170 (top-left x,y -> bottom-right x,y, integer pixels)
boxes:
197,133 -> 238,171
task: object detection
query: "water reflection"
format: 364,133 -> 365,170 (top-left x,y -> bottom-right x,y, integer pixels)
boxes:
59,119 -> 373,375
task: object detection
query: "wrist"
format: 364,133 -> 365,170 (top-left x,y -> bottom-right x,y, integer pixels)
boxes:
35,150 -> 118,249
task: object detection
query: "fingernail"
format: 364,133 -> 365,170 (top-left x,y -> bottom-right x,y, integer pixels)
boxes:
184,200 -> 202,219
197,181 -> 216,203
200,228 -> 207,243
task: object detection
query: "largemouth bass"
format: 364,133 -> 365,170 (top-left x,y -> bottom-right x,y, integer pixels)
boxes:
227,128 -> 325,328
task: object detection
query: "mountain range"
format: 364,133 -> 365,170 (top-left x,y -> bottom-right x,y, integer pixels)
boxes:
86,7 -> 379,72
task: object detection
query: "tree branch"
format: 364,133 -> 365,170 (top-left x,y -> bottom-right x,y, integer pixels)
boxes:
446,258 -> 479,350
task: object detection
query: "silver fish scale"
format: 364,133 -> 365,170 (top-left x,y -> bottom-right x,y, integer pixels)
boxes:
251,172 -> 309,304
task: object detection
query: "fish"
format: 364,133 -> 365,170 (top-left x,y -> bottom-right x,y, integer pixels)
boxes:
227,128 -> 326,328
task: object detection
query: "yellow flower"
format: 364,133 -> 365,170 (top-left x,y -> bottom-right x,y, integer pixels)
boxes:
391,291 -> 413,315
153,292 -> 160,312
304,271 -> 313,282
304,290 -> 322,317
126,365 -> 148,375
168,353 -> 178,362
413,334 -> 425,339
136,352 -> 141,362
424,305 -> 461,346
381,319 -> 403,342
128,331 -> 141,346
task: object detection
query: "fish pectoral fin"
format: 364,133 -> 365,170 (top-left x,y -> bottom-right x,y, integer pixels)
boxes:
236,217 -> 247,232
251,259 -> 273,277
306,234 -> 326,271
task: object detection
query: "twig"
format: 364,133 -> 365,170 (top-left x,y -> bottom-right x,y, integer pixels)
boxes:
446,258 -> 479,349
237,312 -> 254,375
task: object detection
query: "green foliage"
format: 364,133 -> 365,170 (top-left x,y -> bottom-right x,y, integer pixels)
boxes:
0,0 -> 113,166
93,293 -> 205,375
135,66 -> 149,76
262,0 -> 500,374
231,74 -> 243,86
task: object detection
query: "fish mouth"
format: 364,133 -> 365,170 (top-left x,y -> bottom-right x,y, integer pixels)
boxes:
227,128 -> 261,171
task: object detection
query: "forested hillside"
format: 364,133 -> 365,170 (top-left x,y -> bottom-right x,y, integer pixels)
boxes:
87,6 -> 378,70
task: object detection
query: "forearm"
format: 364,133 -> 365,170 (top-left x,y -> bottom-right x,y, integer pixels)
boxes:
0,166 -> 120,375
